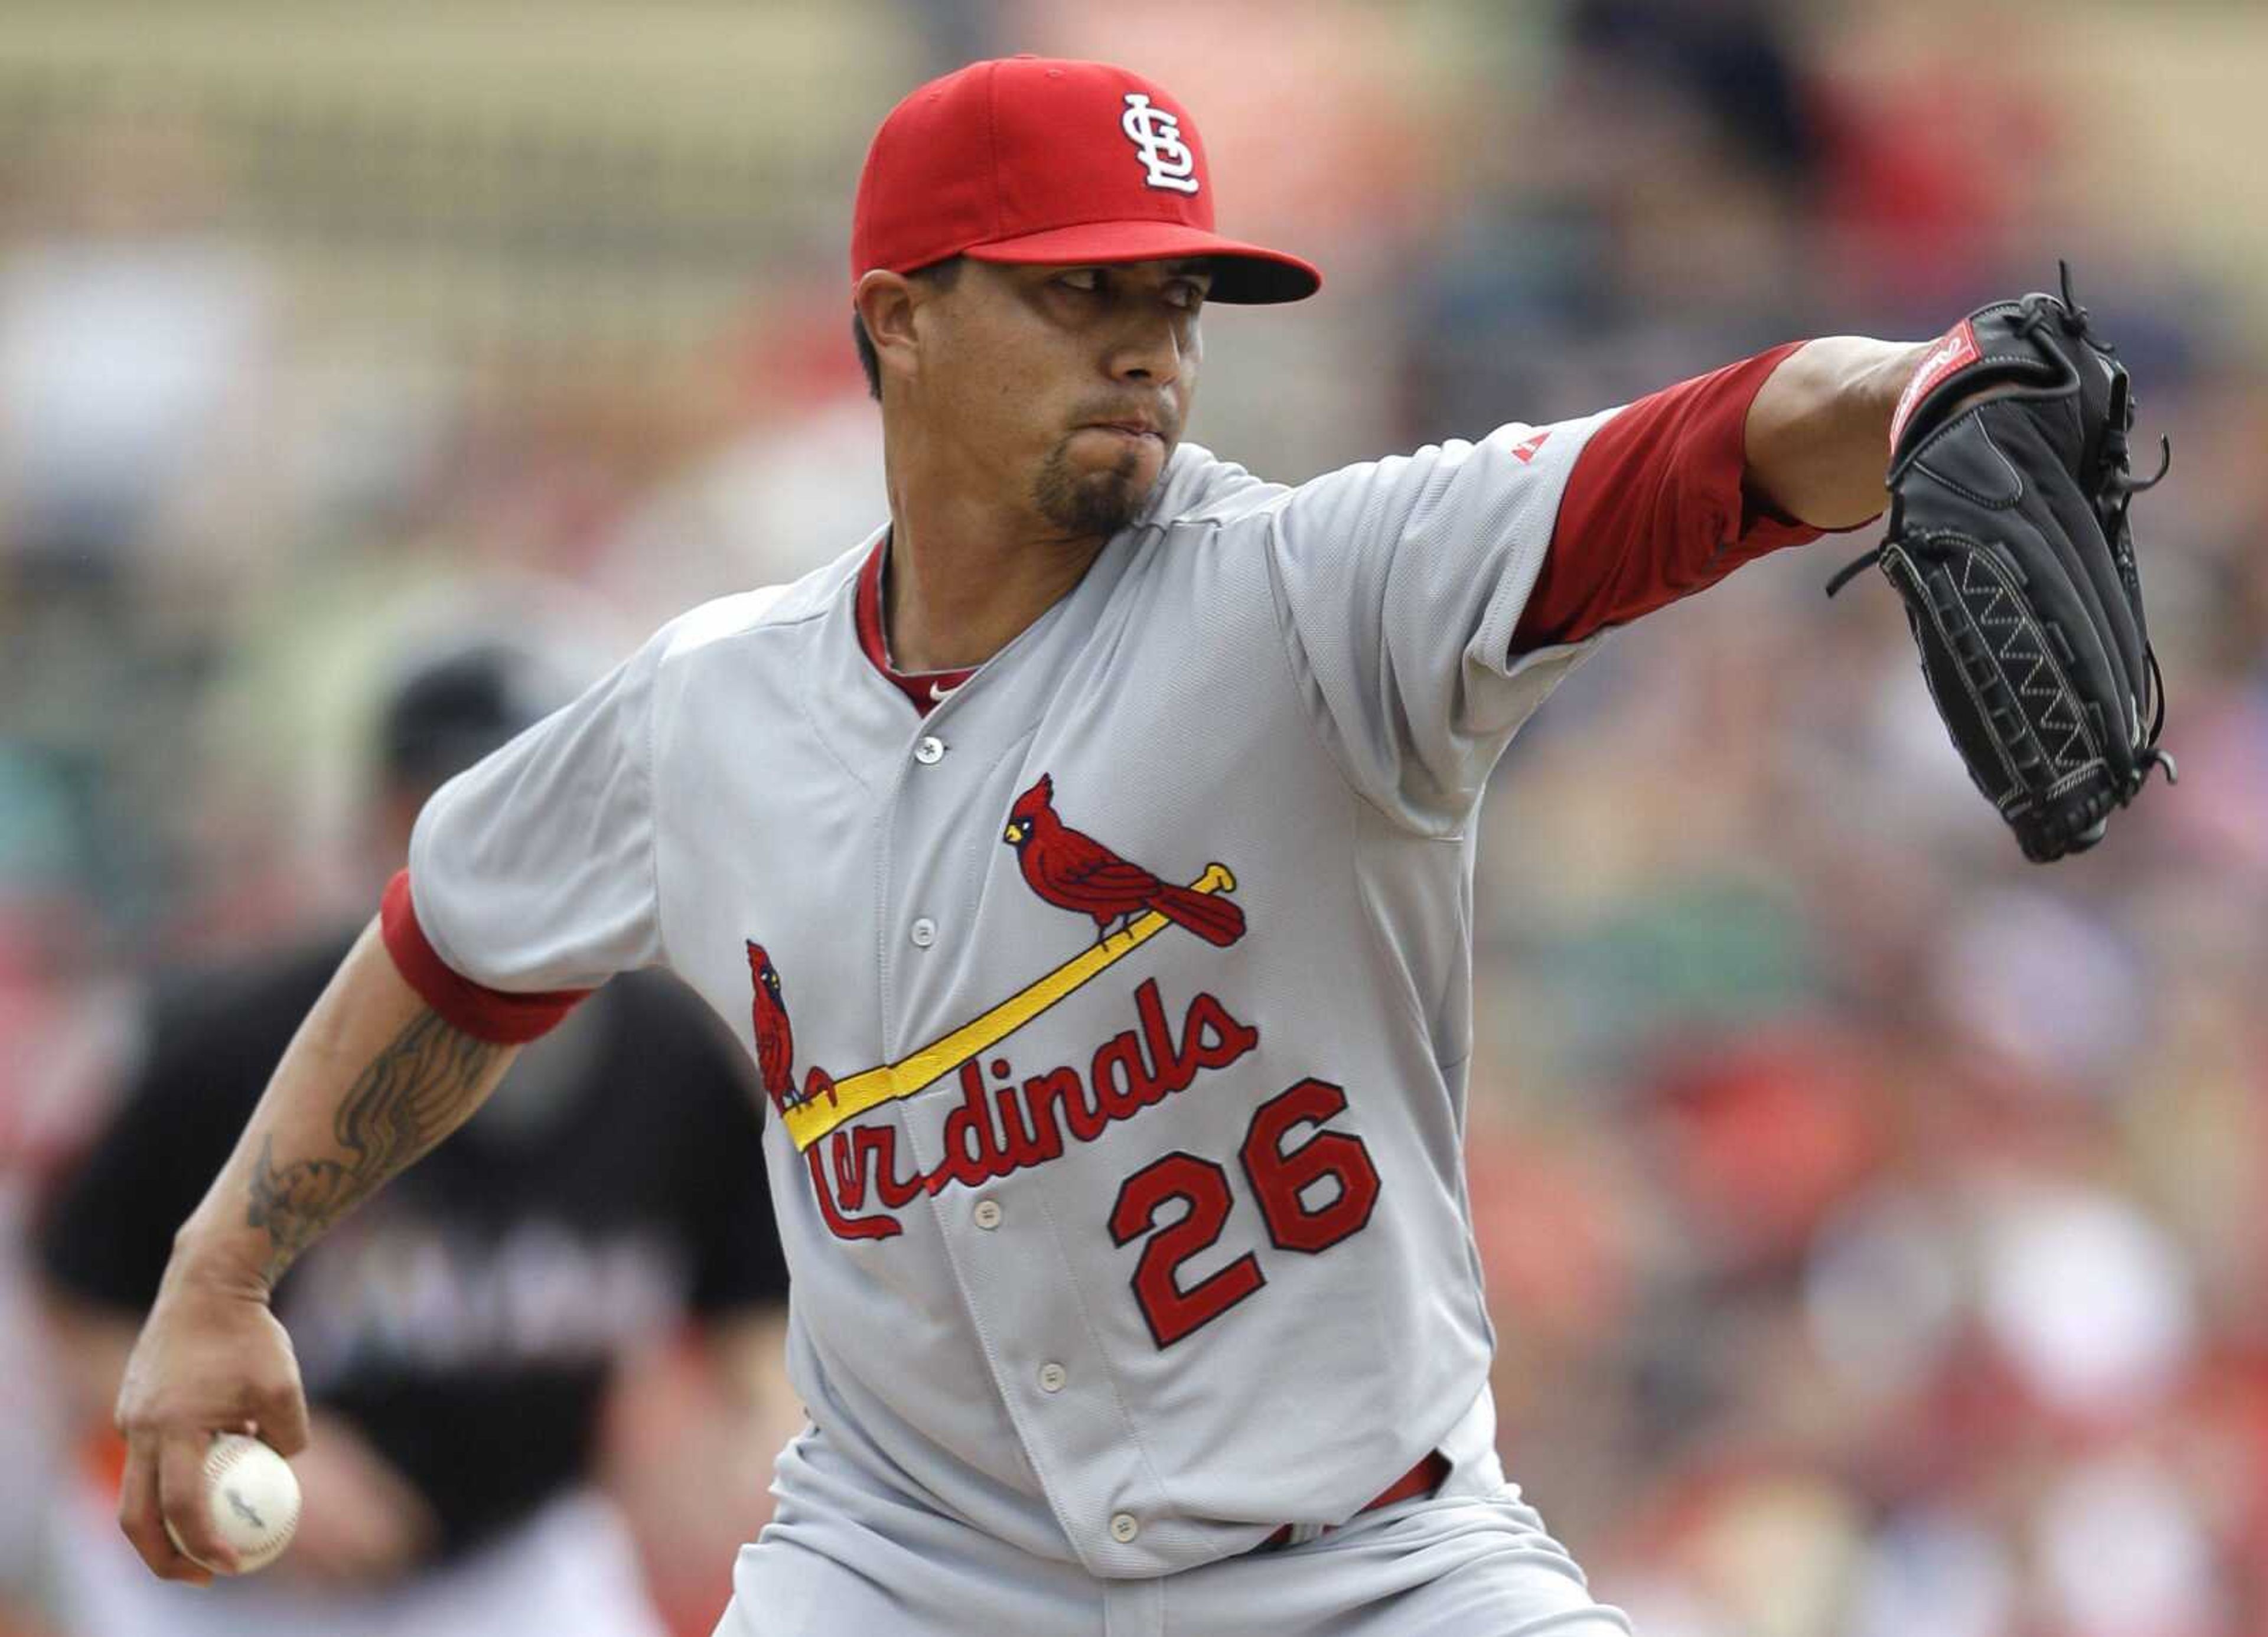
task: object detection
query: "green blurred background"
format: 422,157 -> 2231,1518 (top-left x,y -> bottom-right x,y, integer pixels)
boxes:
2,4 -> 2264,1635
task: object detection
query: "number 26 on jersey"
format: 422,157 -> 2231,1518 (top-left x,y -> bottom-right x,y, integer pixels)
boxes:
1109,1079 -> 1380,1348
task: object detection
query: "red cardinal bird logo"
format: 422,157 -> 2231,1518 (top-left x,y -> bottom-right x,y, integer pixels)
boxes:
745,941 -> 797,1113
1002,774 -> 1245,948
745,942 -> 837,1115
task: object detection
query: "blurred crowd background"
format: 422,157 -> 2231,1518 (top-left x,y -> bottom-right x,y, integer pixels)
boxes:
2,2 -> 2263,1634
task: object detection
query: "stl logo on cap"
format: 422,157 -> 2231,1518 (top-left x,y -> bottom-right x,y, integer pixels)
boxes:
1120,93 -> 1199,196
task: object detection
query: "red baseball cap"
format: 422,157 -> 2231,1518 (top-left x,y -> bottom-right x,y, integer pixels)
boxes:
852,56 -> 1321,305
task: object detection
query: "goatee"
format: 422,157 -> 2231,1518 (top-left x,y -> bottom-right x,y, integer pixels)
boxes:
1032,440 -> 1154,538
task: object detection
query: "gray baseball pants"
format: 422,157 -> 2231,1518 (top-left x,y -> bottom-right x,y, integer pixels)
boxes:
713,1429 -> 1634,1637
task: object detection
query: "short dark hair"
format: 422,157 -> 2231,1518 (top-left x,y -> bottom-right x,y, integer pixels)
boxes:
852,256 -> 963,401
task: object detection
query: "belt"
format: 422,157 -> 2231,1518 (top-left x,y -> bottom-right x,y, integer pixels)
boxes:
1259,1450 -> 1450,1551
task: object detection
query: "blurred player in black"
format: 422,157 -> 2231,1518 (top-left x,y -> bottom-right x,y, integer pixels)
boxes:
34,630 -> 793,1637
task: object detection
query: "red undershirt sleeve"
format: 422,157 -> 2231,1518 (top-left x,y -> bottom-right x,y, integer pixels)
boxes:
1513,341 -> 1846,651
380,869 -> 591,1045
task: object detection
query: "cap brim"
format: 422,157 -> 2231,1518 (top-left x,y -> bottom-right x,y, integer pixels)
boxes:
963,220 -> 1321,305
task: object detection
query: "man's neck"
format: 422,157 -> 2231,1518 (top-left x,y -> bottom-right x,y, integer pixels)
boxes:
882,479 -> 1116,674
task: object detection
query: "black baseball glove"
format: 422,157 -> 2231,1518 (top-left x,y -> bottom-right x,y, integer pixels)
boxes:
1826,264 -> 2176,862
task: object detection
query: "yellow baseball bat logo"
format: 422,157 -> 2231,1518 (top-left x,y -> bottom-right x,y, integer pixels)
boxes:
783,863 -> 1237,1152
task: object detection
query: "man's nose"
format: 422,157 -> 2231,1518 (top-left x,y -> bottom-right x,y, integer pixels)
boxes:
1109,312 -> 1182,386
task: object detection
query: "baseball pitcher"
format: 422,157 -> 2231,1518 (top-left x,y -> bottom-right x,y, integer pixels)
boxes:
109,56 -> 2169,1637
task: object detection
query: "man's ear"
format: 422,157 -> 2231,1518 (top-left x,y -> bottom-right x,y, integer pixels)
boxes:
855,270 -> 923,390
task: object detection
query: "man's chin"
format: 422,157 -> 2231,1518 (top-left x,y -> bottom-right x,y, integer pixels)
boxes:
1035,443 -> 1165,537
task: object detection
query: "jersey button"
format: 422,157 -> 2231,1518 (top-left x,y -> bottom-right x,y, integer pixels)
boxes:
910,918 -> 937,948
1038,1361 -> 1067,1393
1109,1513 -> 1140,1544
914,735 -> 946,765
973,1199 -> 1003,1230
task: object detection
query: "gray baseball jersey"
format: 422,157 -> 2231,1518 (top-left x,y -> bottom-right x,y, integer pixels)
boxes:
402,416 -> 1616,1579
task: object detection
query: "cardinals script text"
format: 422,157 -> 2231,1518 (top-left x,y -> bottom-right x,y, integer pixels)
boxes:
806,977 -> 1257,1240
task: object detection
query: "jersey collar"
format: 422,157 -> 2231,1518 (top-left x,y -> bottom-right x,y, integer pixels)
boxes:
855,535 -> 977,717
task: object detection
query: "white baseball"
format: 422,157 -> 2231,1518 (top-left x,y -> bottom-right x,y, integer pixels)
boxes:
163,1433 -> 301,1573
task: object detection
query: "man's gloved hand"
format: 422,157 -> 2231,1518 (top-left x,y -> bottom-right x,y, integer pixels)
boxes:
1828,264 -> 2176,862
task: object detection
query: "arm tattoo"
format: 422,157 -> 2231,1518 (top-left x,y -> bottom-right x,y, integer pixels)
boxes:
246,1012 -> 502,1282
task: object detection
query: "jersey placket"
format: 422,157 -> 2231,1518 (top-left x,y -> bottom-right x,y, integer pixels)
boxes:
868,541 -> 1183,1576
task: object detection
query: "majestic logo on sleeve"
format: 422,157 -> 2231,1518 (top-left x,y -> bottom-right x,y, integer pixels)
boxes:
1120,93 -> 1200,195
748,774 -> 1257,1241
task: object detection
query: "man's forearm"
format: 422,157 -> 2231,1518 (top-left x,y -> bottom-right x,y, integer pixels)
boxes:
167,919 -> 519,1293
1744,335 -> 1933,530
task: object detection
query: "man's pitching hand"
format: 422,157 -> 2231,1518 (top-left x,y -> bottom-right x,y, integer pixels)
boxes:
113,1261 -> 311,1583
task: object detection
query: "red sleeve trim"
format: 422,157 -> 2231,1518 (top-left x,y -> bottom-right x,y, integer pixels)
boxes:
1514,341 -> 1830,650
379,870 -> 591,1045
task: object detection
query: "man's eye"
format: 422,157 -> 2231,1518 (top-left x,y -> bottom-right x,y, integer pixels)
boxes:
1059,272 -> 1102,293
1168,283 -> 1205,309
